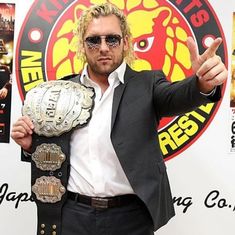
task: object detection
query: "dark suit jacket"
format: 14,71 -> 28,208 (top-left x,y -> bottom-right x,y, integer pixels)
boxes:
109,65 -> 220,231
22,65 -> 221,232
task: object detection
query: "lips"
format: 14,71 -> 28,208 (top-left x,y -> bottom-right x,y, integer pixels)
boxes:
98,57 -> 111,61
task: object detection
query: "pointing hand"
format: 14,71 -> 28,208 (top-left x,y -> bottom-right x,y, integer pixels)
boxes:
187,36 -> 227,93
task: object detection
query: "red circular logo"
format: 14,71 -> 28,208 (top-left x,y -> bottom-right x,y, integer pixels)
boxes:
15,0 -> 227,160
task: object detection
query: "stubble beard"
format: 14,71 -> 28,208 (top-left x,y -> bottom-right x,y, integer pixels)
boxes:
87,49 -> 125,78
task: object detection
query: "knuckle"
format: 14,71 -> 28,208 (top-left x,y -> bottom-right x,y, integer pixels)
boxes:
203,63 -> 211,72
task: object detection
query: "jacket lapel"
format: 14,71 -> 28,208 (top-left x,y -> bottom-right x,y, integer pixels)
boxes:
111,65 -> 135,130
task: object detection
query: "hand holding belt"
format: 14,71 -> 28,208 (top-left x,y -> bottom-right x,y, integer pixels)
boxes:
22,79 -> 95,235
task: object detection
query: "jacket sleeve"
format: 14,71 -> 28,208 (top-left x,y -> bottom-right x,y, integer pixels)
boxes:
152,70 -> 221,118
21,149 -> 31,162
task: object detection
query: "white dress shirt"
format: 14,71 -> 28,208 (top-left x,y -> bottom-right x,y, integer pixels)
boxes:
67,62 -> 135,197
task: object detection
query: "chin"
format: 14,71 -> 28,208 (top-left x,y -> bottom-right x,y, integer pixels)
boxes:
98,66 -> 115,74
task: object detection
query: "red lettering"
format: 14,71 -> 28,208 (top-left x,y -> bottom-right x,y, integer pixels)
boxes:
36,0 -> 70,24
183,0 -> 202,13
50,0 -> 65,10
175,0 -> 183,4
37,3 -> 58,23
190,9 -> 210,27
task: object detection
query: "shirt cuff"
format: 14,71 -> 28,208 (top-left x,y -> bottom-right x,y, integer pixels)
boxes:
22,150 -> 32,157
200,87 -> 216,96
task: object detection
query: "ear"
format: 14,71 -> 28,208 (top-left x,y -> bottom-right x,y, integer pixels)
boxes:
123,35 -> 129,52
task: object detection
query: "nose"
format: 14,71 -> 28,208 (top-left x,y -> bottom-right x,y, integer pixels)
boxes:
99,38 -> 109,52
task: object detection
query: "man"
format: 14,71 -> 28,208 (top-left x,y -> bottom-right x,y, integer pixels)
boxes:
0,64 -> 12,142
0,65 -> 11,100
11,3 -> 227,235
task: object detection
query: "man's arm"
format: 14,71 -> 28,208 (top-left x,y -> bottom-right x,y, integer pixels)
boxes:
0,65 -> 11,99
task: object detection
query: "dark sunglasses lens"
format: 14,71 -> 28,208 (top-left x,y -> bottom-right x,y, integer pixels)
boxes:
106,35 -> 121,45
86,36 -> 101,45
85,35 -> 122,49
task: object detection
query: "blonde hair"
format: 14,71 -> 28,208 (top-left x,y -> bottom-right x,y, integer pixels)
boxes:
74,3 -> 136,65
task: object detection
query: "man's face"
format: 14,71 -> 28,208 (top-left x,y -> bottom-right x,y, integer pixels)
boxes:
83,15 -> 128,78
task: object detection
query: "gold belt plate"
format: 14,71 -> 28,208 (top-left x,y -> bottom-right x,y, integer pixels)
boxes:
32,143 -> 66,171
32,176 -> 66,203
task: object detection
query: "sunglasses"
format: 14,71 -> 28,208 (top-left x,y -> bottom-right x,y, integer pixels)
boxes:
84,34 -> 122,50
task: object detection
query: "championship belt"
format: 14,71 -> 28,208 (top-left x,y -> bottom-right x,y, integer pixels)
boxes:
22,79 -> 94,235
22,80 -> 94,136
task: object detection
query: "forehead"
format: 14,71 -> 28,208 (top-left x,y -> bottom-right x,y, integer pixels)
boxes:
85,15 -> 122,36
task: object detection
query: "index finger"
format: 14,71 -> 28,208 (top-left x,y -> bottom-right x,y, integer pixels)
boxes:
201,37 -> 222,61
187,36 -> 199,64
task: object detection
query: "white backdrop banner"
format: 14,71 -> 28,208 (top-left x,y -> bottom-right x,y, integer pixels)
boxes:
0,0 -> 234,235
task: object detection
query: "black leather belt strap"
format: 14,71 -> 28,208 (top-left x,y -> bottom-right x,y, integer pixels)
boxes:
31,132 -> 71,235
36,203 -> 63,235
67,191 -> 138,209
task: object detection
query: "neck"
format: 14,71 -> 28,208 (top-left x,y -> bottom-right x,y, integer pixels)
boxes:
87,68 -> 110,93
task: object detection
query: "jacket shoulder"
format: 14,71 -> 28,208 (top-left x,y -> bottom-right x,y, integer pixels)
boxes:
127,65 -> 165,78
126,66 -> 166,84
60,74 -> 81,83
